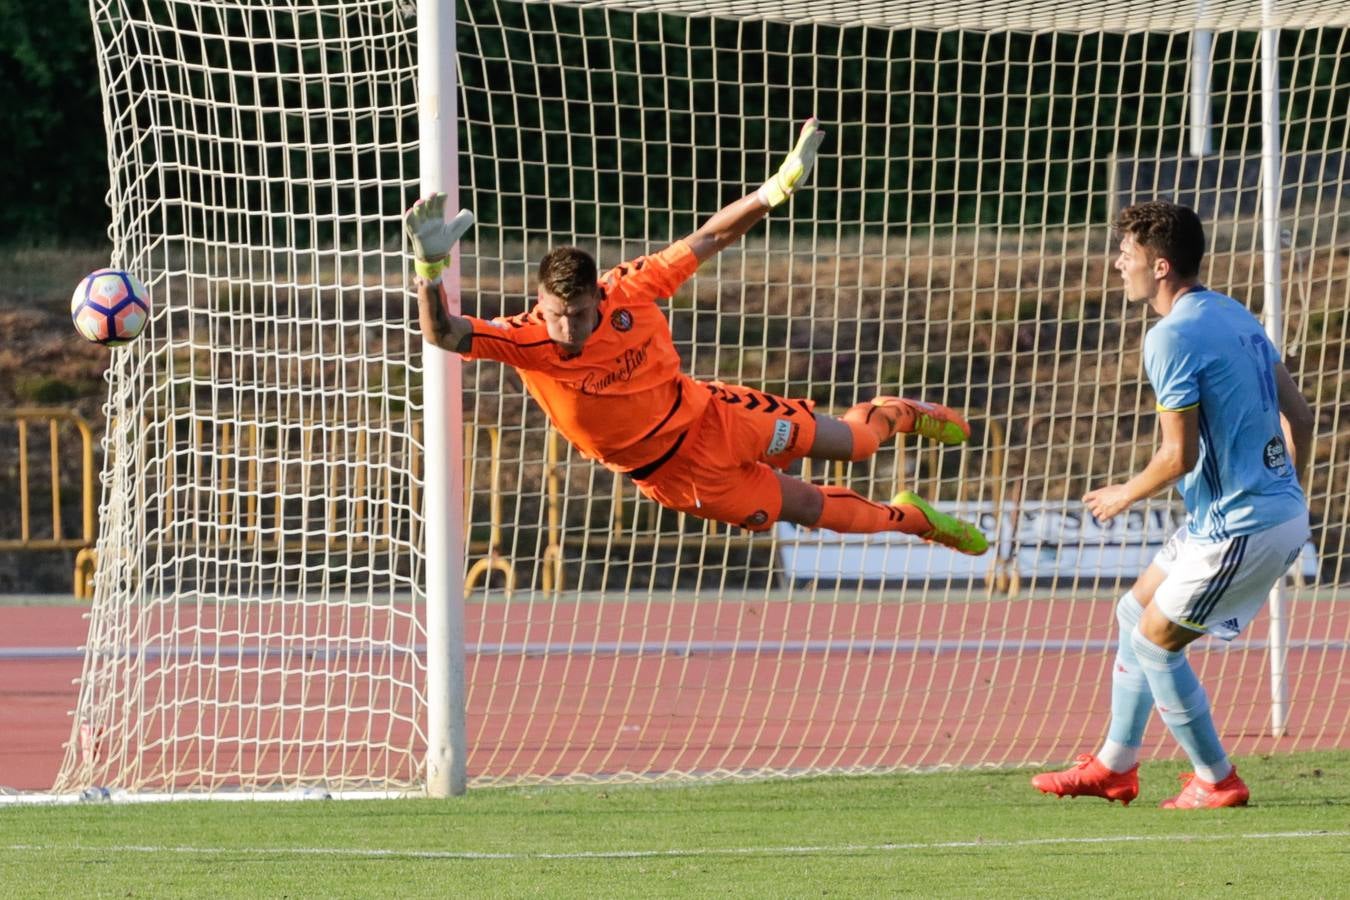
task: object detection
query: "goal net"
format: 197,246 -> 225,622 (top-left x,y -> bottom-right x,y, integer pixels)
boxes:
54,0 -> 1348,796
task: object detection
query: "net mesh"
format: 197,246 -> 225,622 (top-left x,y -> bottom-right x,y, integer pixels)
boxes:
56,0 -> 425,793
56,0 -> 1349,793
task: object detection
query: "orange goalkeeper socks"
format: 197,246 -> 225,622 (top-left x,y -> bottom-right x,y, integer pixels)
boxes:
811,485 -> 927,536
841,400 -> 915,461
841,398 -> 971,459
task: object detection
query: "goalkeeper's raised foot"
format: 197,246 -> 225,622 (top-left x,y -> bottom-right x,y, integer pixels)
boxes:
873,397 -> 971,445
893,490 -> 989,556
403,192 -> 475,283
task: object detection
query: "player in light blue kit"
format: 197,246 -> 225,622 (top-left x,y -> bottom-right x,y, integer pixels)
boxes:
1031,201 -> 1315,809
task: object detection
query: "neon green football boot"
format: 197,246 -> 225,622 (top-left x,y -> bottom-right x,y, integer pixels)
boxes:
893,490 -> 989,556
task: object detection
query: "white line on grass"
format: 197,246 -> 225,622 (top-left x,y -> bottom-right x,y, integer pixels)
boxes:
5,830 -> 1349,861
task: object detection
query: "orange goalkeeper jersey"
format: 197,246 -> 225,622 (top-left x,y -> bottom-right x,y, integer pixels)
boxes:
459,240 -> 708,472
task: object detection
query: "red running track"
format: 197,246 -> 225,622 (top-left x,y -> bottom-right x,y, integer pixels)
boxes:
2,599 -> 1347,791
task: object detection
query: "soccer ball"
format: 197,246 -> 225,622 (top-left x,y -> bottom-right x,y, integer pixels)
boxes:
71,268 -> 151,346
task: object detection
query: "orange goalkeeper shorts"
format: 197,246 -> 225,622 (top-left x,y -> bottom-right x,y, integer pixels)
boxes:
630,381 -> 816,531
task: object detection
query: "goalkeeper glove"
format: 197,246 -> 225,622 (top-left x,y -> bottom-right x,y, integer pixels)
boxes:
403,193 -> 475,283
757,117 -> 826,208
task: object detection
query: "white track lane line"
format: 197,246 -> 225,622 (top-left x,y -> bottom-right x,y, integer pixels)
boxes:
5,830 -> 1349,861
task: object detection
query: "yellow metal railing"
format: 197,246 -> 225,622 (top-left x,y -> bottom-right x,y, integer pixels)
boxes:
3,406 -> 1005,601
2,410 -> 526,600
0,408 -> 97,598
464,426 -> 516,597
206,418 -> 520,596
541,428 -> 566,593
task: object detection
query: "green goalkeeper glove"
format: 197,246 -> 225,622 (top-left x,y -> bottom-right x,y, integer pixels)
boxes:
403,192 -> 475,283
757,117 -> 826,208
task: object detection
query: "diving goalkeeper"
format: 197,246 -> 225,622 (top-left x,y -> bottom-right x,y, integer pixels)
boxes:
407,119 -> 988,554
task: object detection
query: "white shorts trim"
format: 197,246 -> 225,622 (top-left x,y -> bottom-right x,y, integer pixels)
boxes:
1151,513 -> 1310,641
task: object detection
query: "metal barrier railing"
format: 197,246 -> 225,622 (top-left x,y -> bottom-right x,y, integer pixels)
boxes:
0,407 -> 97,598
2,406 -> 1006,601
2,410 -> 525,601
195,418 -> 519,597
464,425 -> 516,597
541,428 -> 566,593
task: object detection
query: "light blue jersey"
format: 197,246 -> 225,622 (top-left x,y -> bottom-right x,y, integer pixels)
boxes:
1143,287 -> 1307,541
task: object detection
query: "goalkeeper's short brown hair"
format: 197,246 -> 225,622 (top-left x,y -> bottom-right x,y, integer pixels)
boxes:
1113,201 -> 1206,279
538,246 -> 599,300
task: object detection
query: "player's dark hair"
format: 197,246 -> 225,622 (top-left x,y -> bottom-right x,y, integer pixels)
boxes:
538,246 -> 598,301
1113,201 -> 1206,279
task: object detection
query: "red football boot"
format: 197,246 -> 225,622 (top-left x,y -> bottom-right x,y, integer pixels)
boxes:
1031,754 -> 1140,806
1160,768 -> 1250,809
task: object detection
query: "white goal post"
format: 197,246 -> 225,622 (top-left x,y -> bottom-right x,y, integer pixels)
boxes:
418,0 -> 469,800
31,0 -> 1349,800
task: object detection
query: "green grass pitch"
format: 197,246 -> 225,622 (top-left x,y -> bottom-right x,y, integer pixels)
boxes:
3,751 -> 1348,897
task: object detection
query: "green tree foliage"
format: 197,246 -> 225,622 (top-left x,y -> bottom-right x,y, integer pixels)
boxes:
460,4 -> 1348,240
0,0 -> 109,243
2,0 -> 1345,245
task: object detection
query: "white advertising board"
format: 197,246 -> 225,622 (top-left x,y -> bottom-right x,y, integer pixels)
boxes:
774,500 -> 1318,585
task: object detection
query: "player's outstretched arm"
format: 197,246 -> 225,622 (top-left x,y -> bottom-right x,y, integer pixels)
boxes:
405,193 -> 475,353
684,118 -> 826,263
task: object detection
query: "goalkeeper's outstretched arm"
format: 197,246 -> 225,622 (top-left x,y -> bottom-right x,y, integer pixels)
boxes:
405,193 -> 476,354
415,278 -> 473,354
684,118 -> 826,263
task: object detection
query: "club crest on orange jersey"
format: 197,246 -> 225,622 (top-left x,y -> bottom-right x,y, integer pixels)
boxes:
610,308 -> 633,332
